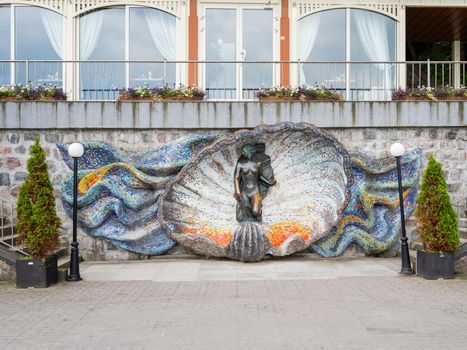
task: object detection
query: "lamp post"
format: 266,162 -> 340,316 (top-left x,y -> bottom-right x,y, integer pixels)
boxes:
67,142 -> 84,281
390,142 -> 413,275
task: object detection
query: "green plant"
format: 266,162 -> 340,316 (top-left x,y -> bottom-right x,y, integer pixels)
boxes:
257,86 -> 300,98
16,137 -> 60,259
415,155 -> 459,252
0,83 -> 67,100
118,85 -> 205,100
256,85 -> 342,100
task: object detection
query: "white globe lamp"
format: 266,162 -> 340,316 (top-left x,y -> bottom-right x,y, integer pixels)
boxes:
390,142 -> 405,157
68,143 -> 84,158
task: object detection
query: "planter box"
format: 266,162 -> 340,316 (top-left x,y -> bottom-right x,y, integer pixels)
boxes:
416,250 -> 454,280
393,96 -> 436,101
258,96 -> 298,101
118,96 -> 205,102
437,96 -> 467,101
16,255 -> 58,288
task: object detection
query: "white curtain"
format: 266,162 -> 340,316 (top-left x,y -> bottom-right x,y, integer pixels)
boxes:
40,10 -> 63,59
353,10 -> 392,97
80,11 -> 104,60
297,13 -> 321,85
144,9 -> 176,61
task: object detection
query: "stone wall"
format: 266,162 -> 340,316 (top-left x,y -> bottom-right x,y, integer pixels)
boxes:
0,127 -> 465,260
1,101 -> 465,129
0,260 -> 14,281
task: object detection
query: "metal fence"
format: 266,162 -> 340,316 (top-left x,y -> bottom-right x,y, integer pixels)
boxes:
1,60 -> 467,101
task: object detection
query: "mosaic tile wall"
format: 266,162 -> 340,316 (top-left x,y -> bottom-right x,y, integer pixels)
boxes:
0,127 -> 465,260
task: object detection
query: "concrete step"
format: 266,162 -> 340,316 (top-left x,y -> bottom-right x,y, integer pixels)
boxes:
459,218 -> 467,239
455,239 -> 467,260
460,227 -> 467,239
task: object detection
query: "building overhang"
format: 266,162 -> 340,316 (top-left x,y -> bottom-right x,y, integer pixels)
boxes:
407,6 -> 467,41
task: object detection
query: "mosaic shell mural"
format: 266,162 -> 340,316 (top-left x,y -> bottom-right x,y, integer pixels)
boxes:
158,123 -> 353,261
58,122 -> 422,262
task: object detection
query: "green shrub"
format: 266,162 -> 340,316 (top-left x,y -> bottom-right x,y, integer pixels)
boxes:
16,137 -> 60,259
415,155 -> 459,252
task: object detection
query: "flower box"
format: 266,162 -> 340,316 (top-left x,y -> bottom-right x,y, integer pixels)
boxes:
118,86 -> 205,102
0,83 -> 67,101
437,95 -> 467,101
257,86 -> 342,101
394,96 -> 435,101
0,96 -> 19,101
258,96 -> 298,101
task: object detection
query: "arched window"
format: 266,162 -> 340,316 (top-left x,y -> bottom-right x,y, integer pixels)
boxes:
0,5 -> 63,86
298,9 -> 396,100
79,6 -> 176,100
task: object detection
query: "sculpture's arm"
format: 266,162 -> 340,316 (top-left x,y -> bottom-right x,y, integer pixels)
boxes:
259,157 -> 276,186
234,162 -> 242,199
259,174 -> 276,186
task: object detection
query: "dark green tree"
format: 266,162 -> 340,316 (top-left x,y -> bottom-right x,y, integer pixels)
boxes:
16,137 -> 60,259
415,155 -> 459,252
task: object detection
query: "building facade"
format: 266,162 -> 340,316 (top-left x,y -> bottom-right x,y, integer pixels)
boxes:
1,0 -> 467,100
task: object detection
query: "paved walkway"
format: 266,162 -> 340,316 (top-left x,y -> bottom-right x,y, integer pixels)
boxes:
1,257 -> 467,350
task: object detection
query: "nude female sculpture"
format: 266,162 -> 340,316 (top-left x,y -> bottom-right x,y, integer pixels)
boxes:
234,143 -> 276,222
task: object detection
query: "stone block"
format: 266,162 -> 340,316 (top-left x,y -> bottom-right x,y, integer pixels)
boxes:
45,132 -> 62,143
14,172 -> 27,181
0,173 -> 10,186
446,130 -> 457,140
6,133 -> 20,144
24,132 -> 40,141
7,157 -> 21,170
14,145 -> 26,154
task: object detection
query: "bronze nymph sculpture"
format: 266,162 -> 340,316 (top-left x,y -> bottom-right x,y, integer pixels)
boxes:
234,143 -> 276,222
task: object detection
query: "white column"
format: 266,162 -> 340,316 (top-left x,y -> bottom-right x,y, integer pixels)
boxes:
397,5 -> 406,89
64,5 -> 75,100
345,8 -> 350,100
290,1 -> 298,86
453,40 -> 461,88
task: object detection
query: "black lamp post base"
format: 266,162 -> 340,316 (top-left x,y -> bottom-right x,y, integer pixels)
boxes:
67,274 -> 82,281
399,267 -> 414,275
400,237 -> 413,275
68,241 -> 81,282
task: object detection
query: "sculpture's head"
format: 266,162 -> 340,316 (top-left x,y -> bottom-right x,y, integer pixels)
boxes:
242,144 -> 256,159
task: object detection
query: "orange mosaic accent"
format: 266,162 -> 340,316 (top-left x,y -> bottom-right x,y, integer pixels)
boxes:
179,218 -> 233,247
267,221 -> 310,248
78,165 -> 113,194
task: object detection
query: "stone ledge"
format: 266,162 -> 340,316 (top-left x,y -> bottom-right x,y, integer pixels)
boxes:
0,101 -> 465,129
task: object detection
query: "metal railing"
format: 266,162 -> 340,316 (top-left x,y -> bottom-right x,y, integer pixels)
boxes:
0,196 -> 27,255
1,60 -> 467,101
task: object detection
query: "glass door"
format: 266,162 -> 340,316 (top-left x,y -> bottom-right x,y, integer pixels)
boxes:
203,5 -> 275,100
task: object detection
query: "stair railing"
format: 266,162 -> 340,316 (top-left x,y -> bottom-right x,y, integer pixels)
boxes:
0,196 -> 28,255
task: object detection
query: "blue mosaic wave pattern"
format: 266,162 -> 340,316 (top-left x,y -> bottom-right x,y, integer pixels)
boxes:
311,149 -> 422,256
58,132 -> 223,255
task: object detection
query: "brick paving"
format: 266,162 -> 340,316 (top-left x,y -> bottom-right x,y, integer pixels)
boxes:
1,258 -> 467,350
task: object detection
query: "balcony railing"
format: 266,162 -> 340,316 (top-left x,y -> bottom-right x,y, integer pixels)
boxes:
1,60 -> 466,101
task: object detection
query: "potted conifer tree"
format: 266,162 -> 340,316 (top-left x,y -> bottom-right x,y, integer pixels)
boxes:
16,137 -> 60,288
414,155 -> 459,279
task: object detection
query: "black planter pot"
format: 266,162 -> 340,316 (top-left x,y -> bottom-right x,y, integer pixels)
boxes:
416,250 -> 454,280
16,255 -> 58,288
